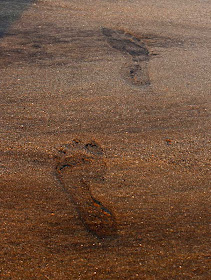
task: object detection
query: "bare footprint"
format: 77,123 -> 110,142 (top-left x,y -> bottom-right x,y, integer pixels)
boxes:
55,139 -> 117,238
102,27 -> 150,86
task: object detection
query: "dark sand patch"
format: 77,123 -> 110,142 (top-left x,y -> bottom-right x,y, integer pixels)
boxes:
0,0 -> 35,38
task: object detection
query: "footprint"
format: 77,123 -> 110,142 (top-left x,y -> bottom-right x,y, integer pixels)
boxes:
121,61 -> 150,86
55,139 -> 117,238
102,27 -> 150,86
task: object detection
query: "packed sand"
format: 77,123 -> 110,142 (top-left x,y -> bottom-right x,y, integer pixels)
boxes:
0,0 -> 210,279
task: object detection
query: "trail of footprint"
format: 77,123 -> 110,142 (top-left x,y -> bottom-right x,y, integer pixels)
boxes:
102,27 -> 150,86
55,139 -> 117,238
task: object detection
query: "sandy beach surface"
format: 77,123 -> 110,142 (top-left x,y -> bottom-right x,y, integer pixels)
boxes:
0,0 -> 210,279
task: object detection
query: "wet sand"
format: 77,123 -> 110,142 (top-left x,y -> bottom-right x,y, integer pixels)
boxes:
0,0 -> 34,37
0,0 -> 210,279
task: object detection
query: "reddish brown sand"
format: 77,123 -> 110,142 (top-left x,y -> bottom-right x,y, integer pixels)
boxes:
0,0 -> 210,279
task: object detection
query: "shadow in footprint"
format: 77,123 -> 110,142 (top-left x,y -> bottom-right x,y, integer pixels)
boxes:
55,139 -> 117,238
102,27 -> 151,87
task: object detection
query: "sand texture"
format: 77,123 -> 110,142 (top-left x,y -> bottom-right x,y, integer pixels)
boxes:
0,0 -> 210,279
